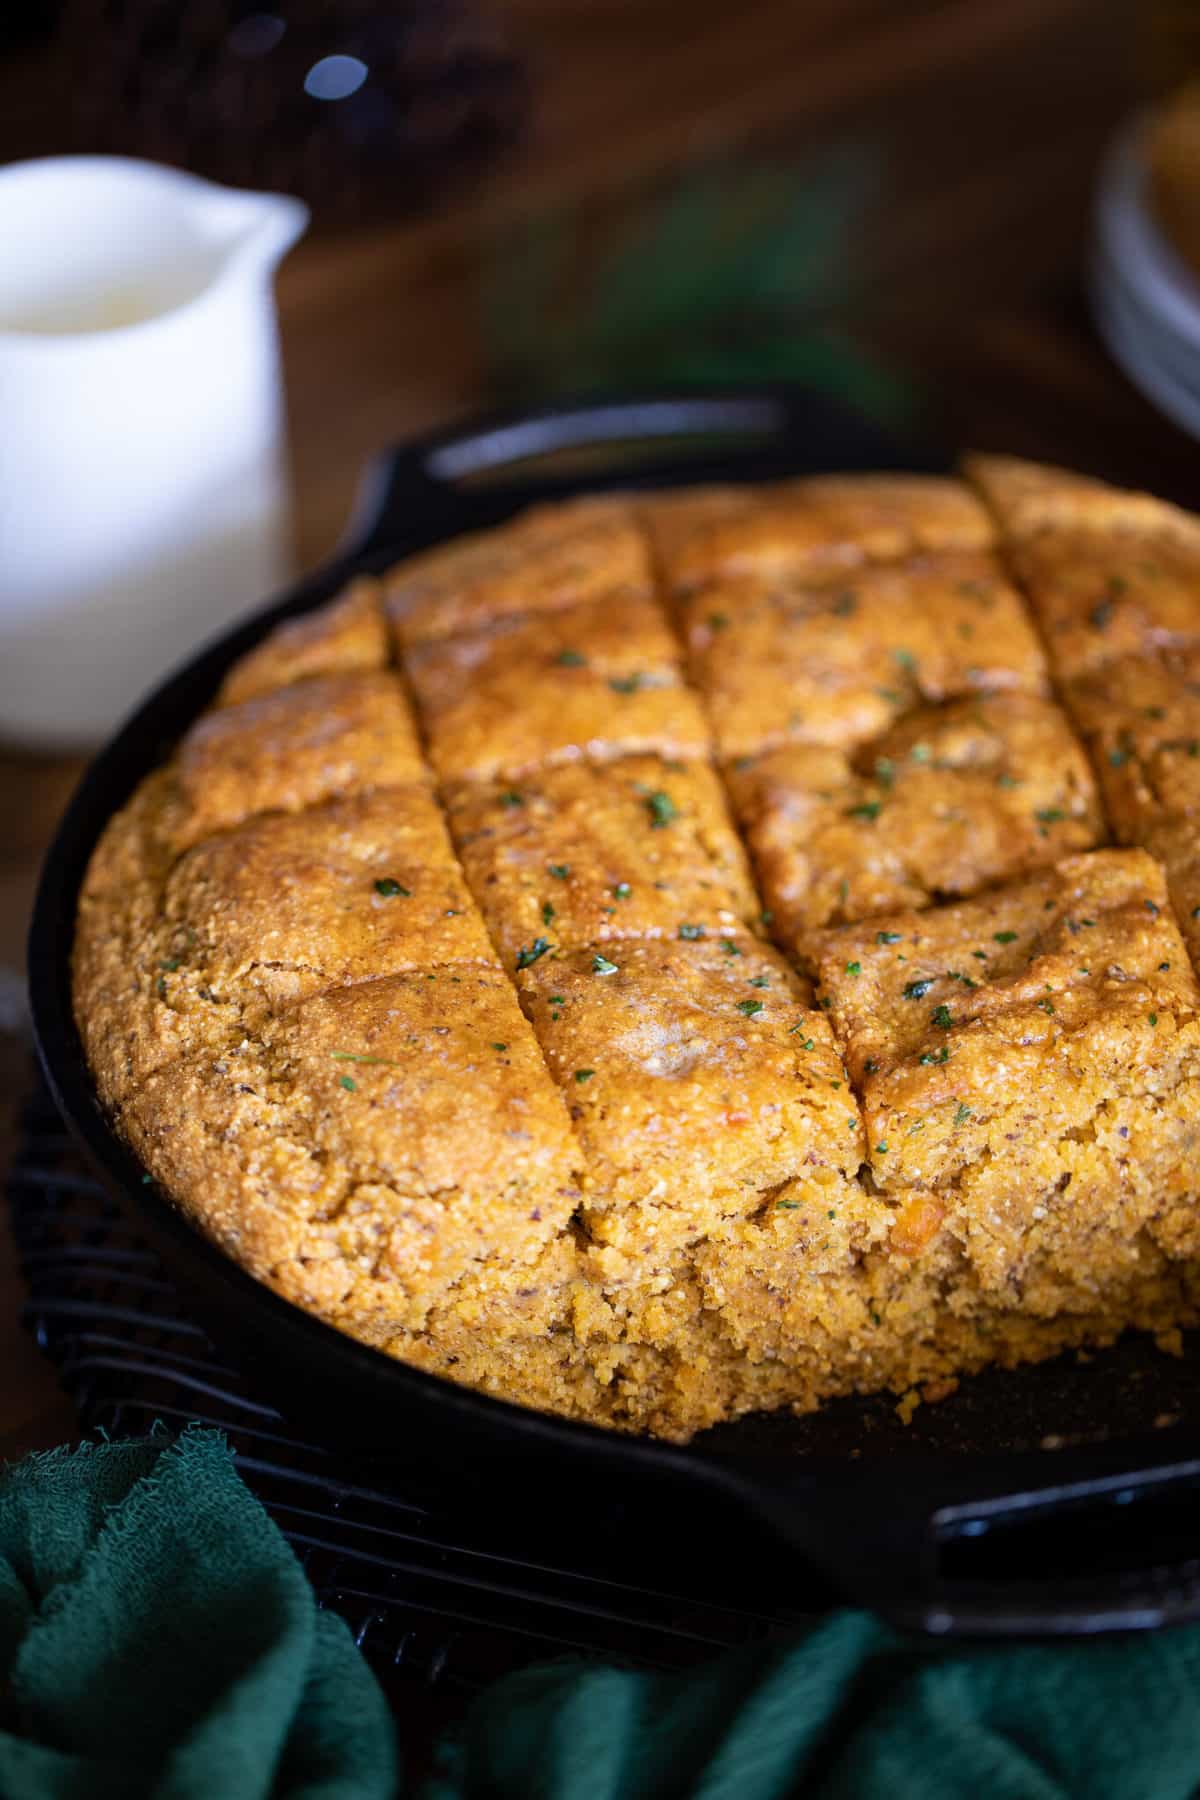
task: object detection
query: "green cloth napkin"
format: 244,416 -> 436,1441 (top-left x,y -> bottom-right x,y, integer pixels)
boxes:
430,1610 -> 1200,1800
5,1426 -> 1200,1800
0,1429 -> 396,1800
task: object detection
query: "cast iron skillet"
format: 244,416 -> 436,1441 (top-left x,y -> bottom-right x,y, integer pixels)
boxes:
29,389 -> 1200,1638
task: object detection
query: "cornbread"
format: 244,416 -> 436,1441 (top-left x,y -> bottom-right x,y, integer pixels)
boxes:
75,458 -> 1200,1441
680,551 -> 1049,762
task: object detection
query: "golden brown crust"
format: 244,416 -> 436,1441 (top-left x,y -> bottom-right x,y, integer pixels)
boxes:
966,453 -> 1200,545
174,670 -> 427,852
444,756 -> 759,968
515,938 -> 860,1255
217,578 -> 390,707
814,849 -> 1200,1189
651,473 -> 993,595
403,592 -> 710,781
121,969 -> 585,1331
726,695 -> 1103,956
384,497 -> 651,647
73,468 -> 1200,1443
683,552 -> 1048,761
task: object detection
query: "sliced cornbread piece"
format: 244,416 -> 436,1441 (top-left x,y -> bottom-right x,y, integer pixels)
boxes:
1005,529 -> 1200,681
77,786 -> 497,1099
726,694 -> 1102,956
966,453 -> 1200,543
384,496 -> 650,647
1066,650 -> 1200,838
120,967 -> 584,1334
403,592 -> 710,782
969,454 -> 1200,681
162,787 -> 494,985
815,847 -> 1200,1194
649,473 -> 993,595
515,937 -> 863,1256
217,578 -> 389,707
174,670 -> 427,853
444,756 -> 759,969
682,552 -> 1048,761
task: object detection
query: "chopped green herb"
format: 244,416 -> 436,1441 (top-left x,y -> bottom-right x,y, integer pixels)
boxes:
1159,961 -> 1171,971
1146,899 -> 1160,916
374,877 -> 411,897
748,974 -> 770,988
972,949 -> 988,961
909,743 -> 931,763
1149,1012 -> 1159,1027
953,1102 -> 973,1126
548,863 -> 571,880
339,1075 -> 357,1092
847,800 -> 882,821
875,1141 -> 889,1154
542,901 -> 556,926
491,1042 -> 508,1052
776,1199 -> 800,1210
574,1068 -> 596,1083
919,1045 -> 951,1066
1037,997 -> 1056,1015
609,673 -> 644,694
893,648 -> 917,672
613,882 -> 632,900
1109,745 -> 1131,768
761,909 -> 774,927
1034,808 -> 1065,825
876,687 -> 903,705
707,611 -> 730,631
555,648 -> 587,667
677,923 -> 706,940
646,791 -> 678,828
845,960 -> 862,976
500,790 -> 524,809
876,931 -> 902,945
993,930 -> 1018,944
330,1053 -> 402,1067
864,1057 -> 879,1073
904,978 -> 934,999
736,998 -> 764,1017
1090,597 -> 1113,630
593,954 -> 619,976
159,956 -> 180,972
874,756 -> 895,789
515,937 -> 553,969
788,1029 -> 815,1049
720,937 -> 742,956
931,1003 -> 954,1029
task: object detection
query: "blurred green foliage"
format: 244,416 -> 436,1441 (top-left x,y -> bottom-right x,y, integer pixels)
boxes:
481,144 -> 915,423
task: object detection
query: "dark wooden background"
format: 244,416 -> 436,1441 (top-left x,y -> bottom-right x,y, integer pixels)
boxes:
0,0 -> 1191,1474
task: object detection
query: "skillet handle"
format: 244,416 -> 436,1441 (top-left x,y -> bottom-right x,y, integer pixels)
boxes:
733,1442 -> 1200,1637
338,387 -> 928,560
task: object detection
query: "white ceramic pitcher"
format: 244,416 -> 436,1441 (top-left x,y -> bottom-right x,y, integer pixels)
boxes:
0,157 -> 308,748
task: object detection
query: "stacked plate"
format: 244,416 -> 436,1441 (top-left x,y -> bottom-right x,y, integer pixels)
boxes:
1092,115 -> 1200,440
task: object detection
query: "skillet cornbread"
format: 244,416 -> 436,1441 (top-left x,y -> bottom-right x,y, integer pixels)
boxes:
74,458 -> 1200,1440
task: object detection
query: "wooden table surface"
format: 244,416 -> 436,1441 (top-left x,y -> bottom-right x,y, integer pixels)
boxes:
1,0 -> 1195,1464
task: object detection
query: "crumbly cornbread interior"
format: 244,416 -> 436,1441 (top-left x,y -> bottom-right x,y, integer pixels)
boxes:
74,462 -> 1200,1441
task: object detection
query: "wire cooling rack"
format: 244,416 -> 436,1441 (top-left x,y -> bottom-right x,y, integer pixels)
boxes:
6,1075 -> 823,1690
